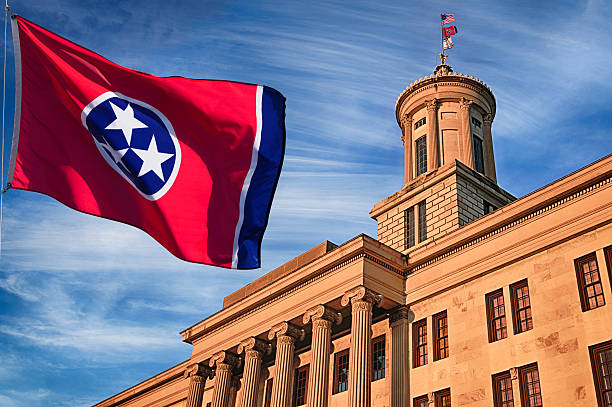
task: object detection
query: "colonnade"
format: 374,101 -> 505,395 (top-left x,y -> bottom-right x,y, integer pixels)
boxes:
183,285 -> 410,407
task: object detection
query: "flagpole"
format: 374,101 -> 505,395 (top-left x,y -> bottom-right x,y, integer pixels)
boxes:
0,0 -> 9,254
440,14 -> 444,58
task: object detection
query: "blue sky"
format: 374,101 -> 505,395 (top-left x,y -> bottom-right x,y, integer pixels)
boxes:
1,0 -> 611,406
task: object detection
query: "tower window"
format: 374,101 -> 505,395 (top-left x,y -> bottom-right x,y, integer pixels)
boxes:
404,207 -> 415,249
575,253 -> 605,311
294,365 -> 309,406
414,395 -> 429,407
414,117 -> 426,129
510,279 -> 533,334
471,117 -> 482,128
486,289 -> 507,342
473,135 -> 484,173
418,200 -> 427,243
483,200 -> 496,215
416,136 -> 428,176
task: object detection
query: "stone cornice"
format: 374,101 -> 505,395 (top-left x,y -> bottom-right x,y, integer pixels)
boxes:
395,74 -> 496,125
180,236 -> 405,344
93,359 -> 191,407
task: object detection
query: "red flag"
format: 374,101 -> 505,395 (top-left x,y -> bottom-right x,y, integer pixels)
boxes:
8,16 -> 286,269
442,26 -> 458,38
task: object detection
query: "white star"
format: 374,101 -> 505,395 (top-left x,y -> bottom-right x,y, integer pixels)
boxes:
105,101 -> 147,146
132,135 -> 174,180
99,138 -> 128,164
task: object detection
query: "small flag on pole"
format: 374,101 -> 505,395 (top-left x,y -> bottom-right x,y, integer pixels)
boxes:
442,26 -> 458,37
443,37 -> 454,50
441,14 -> 456,25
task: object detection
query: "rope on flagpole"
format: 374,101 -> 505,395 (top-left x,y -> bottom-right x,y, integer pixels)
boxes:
0,0 -> 9,253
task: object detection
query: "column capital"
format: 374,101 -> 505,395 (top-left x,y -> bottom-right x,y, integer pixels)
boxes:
459,97 -> 473,110
425,98 -> 439,112
184,362 -> 214,380
401,114 -> 412,127
340,285 -> 383,308
238,337 -> 272,358
483,113 -> 493,125
389,305 -> 410,326
209,351 -> 241,370
303,304 -> 342,325
267,321 -> 305,343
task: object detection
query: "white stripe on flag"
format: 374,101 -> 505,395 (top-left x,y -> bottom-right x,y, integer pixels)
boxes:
232,85 -> 263,268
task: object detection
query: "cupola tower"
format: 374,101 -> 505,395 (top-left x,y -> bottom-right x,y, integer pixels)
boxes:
371,57 -> 515,254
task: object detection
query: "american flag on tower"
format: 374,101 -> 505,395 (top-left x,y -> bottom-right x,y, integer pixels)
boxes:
441,14 -> 456,25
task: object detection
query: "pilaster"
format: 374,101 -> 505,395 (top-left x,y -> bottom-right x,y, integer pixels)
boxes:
389,307 -> 410,407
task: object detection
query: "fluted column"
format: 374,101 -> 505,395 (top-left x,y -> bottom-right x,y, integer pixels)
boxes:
389,307 -> 410,407
459,97 -> 474,167
482,113 -> 497,182
268,322 -> 305,407
341,286 -> 383,407
303,305 -> 342,407
238,337 -> 271,407
425,99 -> 439,172
210,351 -> 241,407
185,363 -> 214,407
401,114 -> 413,184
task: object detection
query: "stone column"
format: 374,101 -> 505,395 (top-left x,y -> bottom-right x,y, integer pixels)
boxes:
389,307 -> 410,407
185,363 -> 214,407
459,97 -> 474,167
341,286 -> 383,407
425,99 -> 439,172
482,113 -> 497,182
210,351 -> 241,407
303,305 -> 342,407
238,337 -> 271,407
268,322 -> 305,407
401,114 -> 413,184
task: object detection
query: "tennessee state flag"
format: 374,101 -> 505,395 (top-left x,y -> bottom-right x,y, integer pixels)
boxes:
8,16 -> 286,269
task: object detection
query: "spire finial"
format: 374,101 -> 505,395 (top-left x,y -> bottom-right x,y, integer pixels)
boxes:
440,53 -> 448,65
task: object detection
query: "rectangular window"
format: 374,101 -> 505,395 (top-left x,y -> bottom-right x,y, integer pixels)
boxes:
333,349 -> 349,394
416,136 -> 428,176
435,388 -> 451,407
372,335 -> 385,381
433,311 -> 449,360
605,246 -> 612,293
483,200 -> 495,215
263,378 -> 273,407
486,289 -> 508,342
519,363 -> 543,407
575,253 -> 606,311
414,117 -> 426,129
294,365 -> 309,406
473,135 -> 484,173
413,318 -> 427,368
405,207 -> 415,249
414,395 -> 429,407
418,200 -> 427,243
471,117 -> 482,128
510,279 -> 533,334
590,340 -> 612,407
492,371 -> 515,407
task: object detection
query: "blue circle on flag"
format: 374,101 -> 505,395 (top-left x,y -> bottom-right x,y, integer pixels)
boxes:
81,92 -> 181,200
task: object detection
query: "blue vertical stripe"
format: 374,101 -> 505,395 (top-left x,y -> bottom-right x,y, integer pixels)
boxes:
236,87 -> 286,269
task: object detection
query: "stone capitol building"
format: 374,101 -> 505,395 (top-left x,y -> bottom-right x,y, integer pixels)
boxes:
94,60 -> 612,407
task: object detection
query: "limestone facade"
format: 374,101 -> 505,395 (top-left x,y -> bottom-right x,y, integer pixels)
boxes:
93,63 -> 612,407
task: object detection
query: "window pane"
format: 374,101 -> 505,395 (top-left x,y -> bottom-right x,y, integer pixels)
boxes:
294,365 -> 309,406
405,207 -> 415,249
486,289 -> 507,342
575,254 -> 606,311
473,135 -> 484,173
334,350 -> 349,393
418,200 -> 427,243
372,336 -> 385,381
416,137 -> 427,176
590,341 -> 612,407
433,311 -> 448,360
519,364 -> 542,407
413,319 -> 427,367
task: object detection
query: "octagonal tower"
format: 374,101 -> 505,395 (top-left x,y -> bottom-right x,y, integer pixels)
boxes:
371,58 -> 515,254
